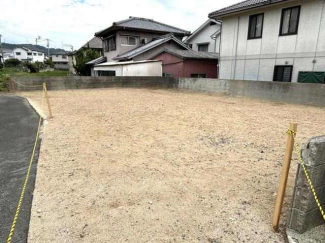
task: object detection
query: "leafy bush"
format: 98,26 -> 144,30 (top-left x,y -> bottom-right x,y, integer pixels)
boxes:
44,58 -> 55,68
4,58 -> 21,67
23,62 -> 40,73
74,49 -> 101,76
0,71 -> 9,92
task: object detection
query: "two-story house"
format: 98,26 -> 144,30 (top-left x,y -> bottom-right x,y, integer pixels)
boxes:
184,19 -> 221,53
50,50 -> 69,70
209,0 -> 325,83
88,17 -> 191,76
93,17 -> 190,61
13,47 -> 45,63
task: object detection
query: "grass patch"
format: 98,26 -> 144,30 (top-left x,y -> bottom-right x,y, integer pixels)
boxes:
0,67 -> 69,92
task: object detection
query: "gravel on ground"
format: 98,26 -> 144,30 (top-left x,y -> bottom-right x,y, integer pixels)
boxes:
20,88 -> 325,243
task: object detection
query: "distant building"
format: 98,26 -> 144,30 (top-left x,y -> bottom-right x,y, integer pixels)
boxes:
151,49 -> 219,78
209,0 -> 325,83
50,50 -> 69,70
68,37 -> 103,74
94,16 -> 190,63
12,47 -> 45,63
184,19 -> 221,53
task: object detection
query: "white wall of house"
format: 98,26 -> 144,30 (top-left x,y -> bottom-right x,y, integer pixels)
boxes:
51,54 -> 68,63
185,20 -> 221,53
32,51 -> 45,62
13,48 -> 30,61
219,0 -> 325,82
12,48 -> 45,62
93,61 -> 162,77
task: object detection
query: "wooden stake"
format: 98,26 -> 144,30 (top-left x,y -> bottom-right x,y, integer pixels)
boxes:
43,82 -> 53,118
272,122 -> 298,232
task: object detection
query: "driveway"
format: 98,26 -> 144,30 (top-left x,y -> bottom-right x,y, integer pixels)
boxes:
0,94 -> 41,243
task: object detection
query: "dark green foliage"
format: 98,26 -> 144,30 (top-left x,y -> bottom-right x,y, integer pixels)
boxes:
44,58 -> 55,68
0,71 -> 9,92
23,62 -> 40,73
4,58 -> 21,67
74,49 -> 101,76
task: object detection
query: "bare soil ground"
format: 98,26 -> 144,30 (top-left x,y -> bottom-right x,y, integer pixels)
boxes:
20,88 -> 325,243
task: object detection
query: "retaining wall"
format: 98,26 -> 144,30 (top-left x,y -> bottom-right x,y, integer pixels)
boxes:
10,76 -> 325,106
288,136 -> 325,233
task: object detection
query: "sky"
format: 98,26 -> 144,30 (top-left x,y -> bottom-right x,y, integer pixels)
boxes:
0,0 -> 242,51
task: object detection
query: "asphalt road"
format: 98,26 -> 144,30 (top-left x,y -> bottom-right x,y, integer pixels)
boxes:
0,94 -> 41,243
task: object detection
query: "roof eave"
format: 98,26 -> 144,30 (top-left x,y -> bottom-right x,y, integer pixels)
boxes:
208,0 -> 293,19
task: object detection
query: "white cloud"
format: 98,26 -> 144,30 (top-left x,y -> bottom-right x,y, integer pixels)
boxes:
0,0 -> 242,50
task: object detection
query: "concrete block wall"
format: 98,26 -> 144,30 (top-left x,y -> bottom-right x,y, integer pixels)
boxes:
288,136 -> 325,233
10,76 -> 325,106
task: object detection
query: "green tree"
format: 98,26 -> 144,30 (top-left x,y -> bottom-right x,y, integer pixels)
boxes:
44,58 -> 55,68
74,49 -> 100,76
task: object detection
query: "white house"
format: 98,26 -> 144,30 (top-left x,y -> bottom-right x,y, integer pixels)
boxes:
184,19 -> 221,53
209,0 -> 325,83
93,60 -> 162,77
13,47 -> 45,63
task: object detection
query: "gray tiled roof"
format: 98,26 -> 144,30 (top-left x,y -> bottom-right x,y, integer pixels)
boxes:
158,49 -> 219,60
85,56 -> 107,65
113,34 -> 190,61
81,37 -> 103,49
96,17 -> 190,37
209,0 -> 289,18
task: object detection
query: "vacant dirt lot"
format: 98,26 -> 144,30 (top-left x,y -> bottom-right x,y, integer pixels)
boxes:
21,88 -> 325,243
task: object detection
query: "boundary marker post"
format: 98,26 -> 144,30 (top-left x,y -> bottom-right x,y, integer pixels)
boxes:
43,82 -> 52,118
272,122 -> 298,232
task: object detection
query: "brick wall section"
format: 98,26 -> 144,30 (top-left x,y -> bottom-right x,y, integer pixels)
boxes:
288,136 -> 325,233
10,76 -> 325,106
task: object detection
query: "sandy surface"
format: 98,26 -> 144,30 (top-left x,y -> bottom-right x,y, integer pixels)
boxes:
20,88 -> 325,243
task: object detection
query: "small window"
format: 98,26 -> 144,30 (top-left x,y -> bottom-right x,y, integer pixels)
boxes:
248,13 -> 264,39
56,55 -> 59,57
273,66 -> 293,82
16,52 -> 21,56
280,6 -> 300,36
188,44 -> 193,49
163,73 -> 174,77
98,70 -> 116,76
105,36 -> 116,52
198,44 -> 209,52
191,73 -> 207,78
62,55 -> 67,59
33,53 -> 37,56
121,36 -> 137,46
27,52 -> 32,56
38,53 -> 43,56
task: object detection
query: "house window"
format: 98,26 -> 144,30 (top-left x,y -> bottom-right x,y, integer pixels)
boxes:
104,36 -> 116,52
280,6 -> 301,36
27,52 -> 32,56
248,13 -> 264,39
38,53 -> 43,56
198,44 -> 209,52
121,36 -> 137,46
163,73 -> 174,77
98,70 -> 116,76
191,73 -> 207,78
273,66 -> 293,82
56,55 -> 59,57
188,44 -> 193,49
62,55 -> 67,59
16,52 -> 21,56
33,53 -> 37,56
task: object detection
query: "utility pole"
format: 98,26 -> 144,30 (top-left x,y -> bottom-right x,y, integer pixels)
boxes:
45,39 -> 50,58
0,34 -> 3,65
